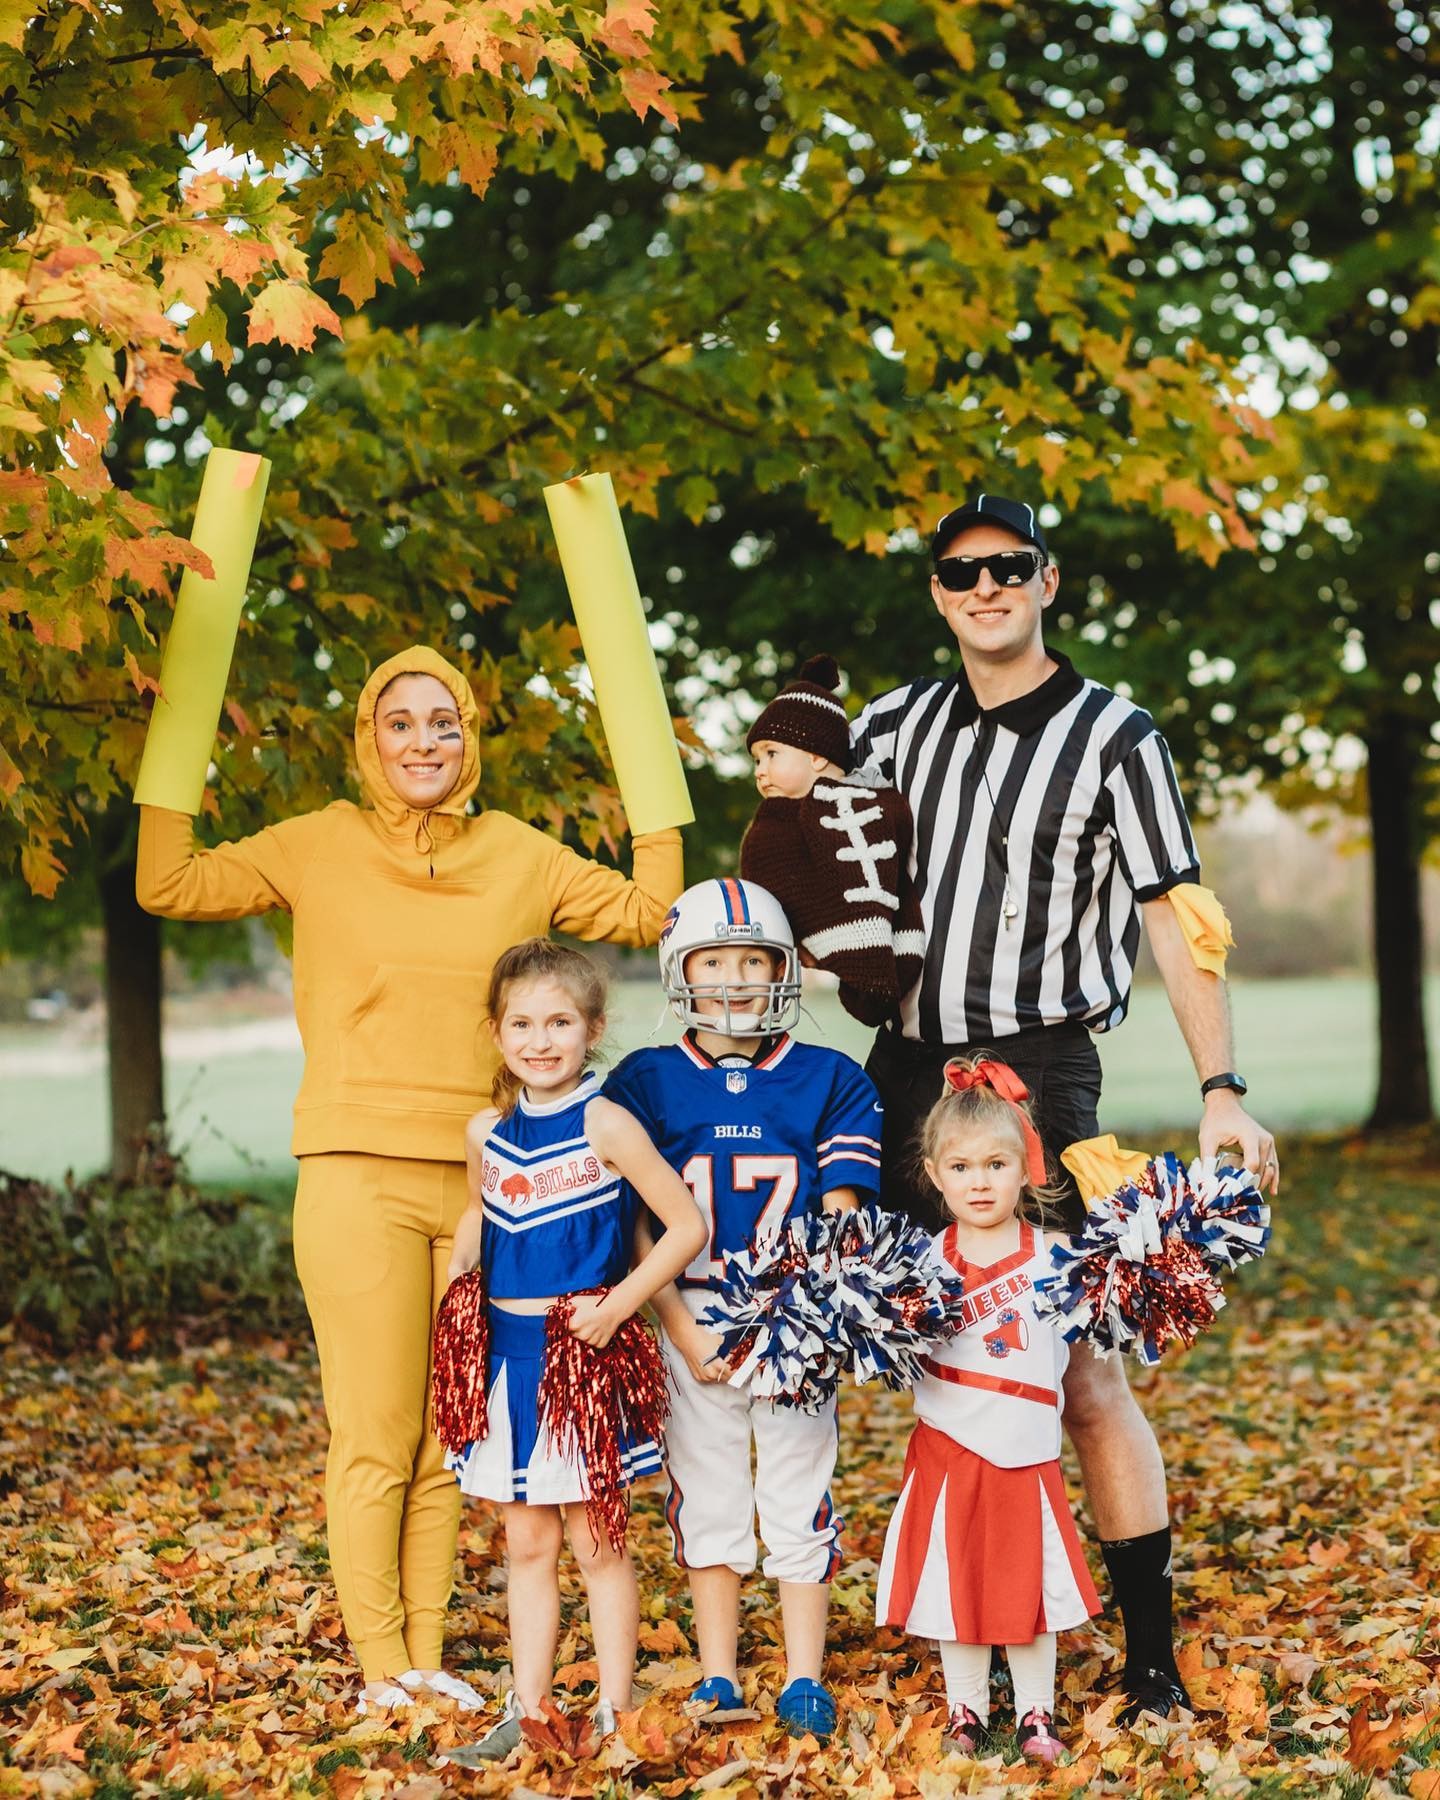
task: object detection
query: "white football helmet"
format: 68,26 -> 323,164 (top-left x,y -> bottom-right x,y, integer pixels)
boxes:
659,878 -> 802,1035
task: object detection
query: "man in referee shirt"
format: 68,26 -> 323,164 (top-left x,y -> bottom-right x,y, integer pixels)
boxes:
851,493 -> 1280,1724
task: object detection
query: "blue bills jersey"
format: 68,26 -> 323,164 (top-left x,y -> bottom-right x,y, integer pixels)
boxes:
603,1033 -> 883,1291
480,1071 -> 636,1300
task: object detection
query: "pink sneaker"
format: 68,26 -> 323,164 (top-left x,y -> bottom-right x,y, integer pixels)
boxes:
942,1703 -> 986,1755
1016,1707 -> 1065,1765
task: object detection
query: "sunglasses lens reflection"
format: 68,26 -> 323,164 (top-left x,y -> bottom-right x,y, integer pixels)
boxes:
936,551 -> 1043,591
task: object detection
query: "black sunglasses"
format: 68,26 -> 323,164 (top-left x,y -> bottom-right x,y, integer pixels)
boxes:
934,550 -> 1045,592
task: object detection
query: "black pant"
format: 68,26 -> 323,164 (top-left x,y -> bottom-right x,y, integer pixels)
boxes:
864,1022 -> 1103,1232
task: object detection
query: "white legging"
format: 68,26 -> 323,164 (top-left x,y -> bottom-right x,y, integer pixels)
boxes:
940,1634 -> 1057,1722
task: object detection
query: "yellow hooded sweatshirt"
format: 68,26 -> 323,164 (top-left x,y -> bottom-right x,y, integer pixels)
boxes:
136,646 -> 683,1162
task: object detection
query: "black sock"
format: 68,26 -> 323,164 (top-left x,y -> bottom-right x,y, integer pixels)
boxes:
1100,1526 -> 1181,1681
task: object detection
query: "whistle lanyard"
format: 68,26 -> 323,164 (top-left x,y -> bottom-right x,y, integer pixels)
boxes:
972,721 -> 1019,929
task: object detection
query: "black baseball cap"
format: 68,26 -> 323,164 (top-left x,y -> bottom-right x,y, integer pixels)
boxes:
930,494 -> 1048,563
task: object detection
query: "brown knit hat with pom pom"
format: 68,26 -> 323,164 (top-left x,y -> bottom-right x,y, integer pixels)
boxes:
745,654 -> 852,772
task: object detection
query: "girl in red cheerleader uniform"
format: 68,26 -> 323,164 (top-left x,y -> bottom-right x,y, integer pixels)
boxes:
875,1057 -> 1100,1764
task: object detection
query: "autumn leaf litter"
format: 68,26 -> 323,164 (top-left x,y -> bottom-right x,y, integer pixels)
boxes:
3,1137 -> 1438,1798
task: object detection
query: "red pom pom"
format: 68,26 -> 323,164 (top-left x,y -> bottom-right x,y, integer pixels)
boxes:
538,1291 -> 670,1554
430,1271 -> 490,1453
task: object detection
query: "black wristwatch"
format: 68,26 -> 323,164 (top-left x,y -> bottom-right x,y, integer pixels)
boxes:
1200,1071 -> 1248,1099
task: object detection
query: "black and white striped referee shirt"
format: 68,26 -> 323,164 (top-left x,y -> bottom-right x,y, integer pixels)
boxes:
849,652 -> 1200,1046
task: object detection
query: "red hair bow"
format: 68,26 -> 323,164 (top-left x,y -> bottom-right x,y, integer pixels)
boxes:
942,1057 -> 1049,1188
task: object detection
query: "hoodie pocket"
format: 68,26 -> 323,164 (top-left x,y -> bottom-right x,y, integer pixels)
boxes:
339,964 -> 488,1097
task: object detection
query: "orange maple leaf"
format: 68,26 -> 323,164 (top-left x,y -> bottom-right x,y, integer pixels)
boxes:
521,1696 -> 600,1758
639,1617 -> 690,1655
554,1657 -> 599,1692
1347,1705 -> 1406,1774
1160,477 -> 1216,522
224,699 -> 257,737
123,649 -> 161,698
1306,1536 -> 1349,1569
43,1719 -> 87,1762
1213,1664 -> 1271,1736
36,245 -> 103,282
620,67 -> 679,125
20,838 -> 66,898
598,0 -> 657,57
247,280 -> 342,352
438,121 -> 499,196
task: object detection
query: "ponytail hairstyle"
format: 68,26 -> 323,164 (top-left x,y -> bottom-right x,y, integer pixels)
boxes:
915,1055 -> 1069,1226
486,938 -> 608,1117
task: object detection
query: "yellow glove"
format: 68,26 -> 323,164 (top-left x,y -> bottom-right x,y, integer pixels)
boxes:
1167,882 -> 1234,978
1061,1134 -> 1152,1204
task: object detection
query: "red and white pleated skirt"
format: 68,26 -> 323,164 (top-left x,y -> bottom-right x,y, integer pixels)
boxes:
875,1420 -> 1100,1644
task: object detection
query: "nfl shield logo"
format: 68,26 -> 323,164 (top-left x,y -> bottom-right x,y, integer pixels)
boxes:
726,1070 -> 747,1095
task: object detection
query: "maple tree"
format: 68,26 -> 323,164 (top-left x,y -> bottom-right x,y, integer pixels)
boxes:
3,1135 -> 1439,1792
2,1 -> 1268,1176
0,0 -> 681,1175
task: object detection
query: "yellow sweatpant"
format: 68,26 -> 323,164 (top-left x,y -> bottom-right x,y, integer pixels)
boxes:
292,1152 -> 468,1681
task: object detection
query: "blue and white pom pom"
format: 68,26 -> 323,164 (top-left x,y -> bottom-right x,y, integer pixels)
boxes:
825,1204 -> 969,1392
698,1212 -> 842,1411
1031,1154 -> 1270,1366
700,1204 -> 967,1410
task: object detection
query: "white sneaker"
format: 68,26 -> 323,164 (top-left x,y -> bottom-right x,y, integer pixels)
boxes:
593,1698 -> 618,1739
438,1691 -> 526,1767
405,1669 -> 486,1711
356,1679 -> 417,1717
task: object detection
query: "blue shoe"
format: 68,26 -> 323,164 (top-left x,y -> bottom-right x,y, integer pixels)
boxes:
776,1677 -> 836,1741
688,1675 -> 744,1715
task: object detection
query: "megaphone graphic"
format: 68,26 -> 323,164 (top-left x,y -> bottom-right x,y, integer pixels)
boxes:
983,1308 -> 1029,1360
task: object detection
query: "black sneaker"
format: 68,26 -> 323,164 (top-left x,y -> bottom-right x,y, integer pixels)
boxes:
1117,1665 -> 1192,1726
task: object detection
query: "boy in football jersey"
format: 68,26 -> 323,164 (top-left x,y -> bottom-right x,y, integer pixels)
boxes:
604,878 -> 883,1742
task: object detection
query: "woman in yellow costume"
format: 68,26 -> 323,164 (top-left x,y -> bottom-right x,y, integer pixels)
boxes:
136,644 -> 683,1714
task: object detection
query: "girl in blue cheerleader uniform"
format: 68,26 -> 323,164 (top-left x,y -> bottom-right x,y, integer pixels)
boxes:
442,938 -> 705,1763
875,1058 -> 1100,1766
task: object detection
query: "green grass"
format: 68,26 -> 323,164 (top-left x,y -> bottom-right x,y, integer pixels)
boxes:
2,974 -> 1436,1187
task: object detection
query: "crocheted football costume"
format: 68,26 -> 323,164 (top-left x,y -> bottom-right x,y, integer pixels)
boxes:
741,656 -> 924,1025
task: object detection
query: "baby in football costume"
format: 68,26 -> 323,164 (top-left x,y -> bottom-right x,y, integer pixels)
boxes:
739,655 -> 923,1026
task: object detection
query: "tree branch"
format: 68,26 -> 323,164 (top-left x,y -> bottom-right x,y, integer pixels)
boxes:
34,43 -> 206,79
622,375 -> 758,439
389,164 -> 885,505
0,689 -> 142,719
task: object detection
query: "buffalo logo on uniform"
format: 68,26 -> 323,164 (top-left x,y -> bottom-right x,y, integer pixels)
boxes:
984,1308 -> 1028,1359
500,1172 -> 534,1206
726,1070 -> 747,1094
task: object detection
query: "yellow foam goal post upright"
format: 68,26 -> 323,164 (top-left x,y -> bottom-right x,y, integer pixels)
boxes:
542,472 -> 695,837
133,447 -> 272,815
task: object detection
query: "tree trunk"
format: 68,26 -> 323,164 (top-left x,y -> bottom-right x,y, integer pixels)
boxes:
1364,715 -> 1433,1129
95,805 -> 166,1180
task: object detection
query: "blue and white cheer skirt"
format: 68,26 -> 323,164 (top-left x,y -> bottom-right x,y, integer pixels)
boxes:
444,1305 -> 664,1506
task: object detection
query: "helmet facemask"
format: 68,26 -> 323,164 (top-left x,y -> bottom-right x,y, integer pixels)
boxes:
662,930 -> 802,1036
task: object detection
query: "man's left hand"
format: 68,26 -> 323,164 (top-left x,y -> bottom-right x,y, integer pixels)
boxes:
1199,1092 -> 1280,1194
